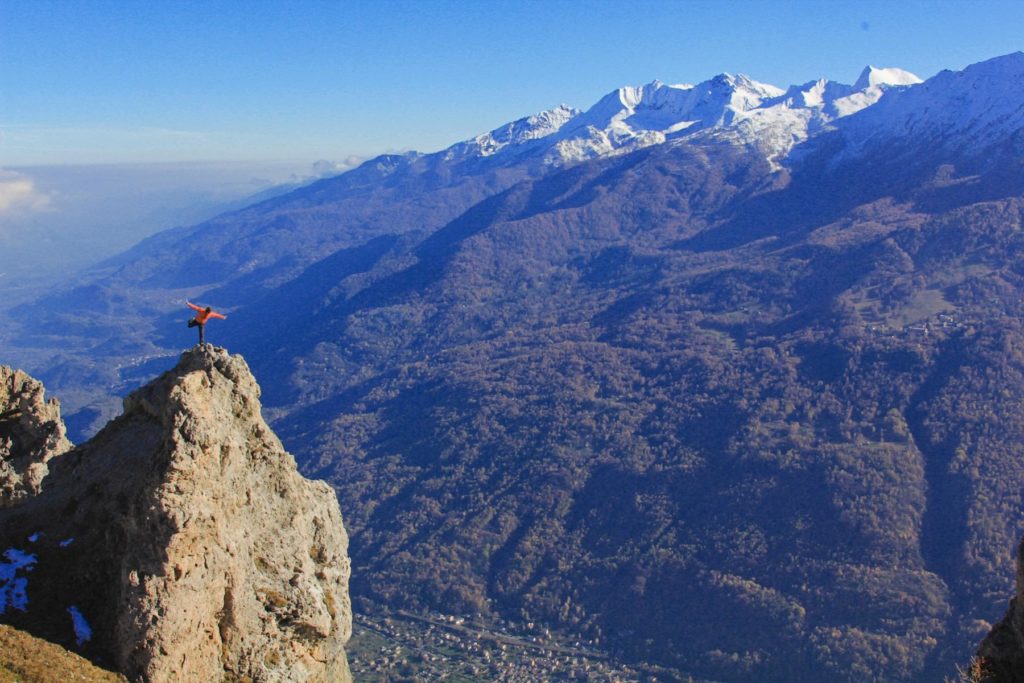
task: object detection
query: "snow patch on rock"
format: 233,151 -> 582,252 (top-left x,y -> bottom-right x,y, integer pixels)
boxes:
67,605 -> 93,646
0,548 -> 36,614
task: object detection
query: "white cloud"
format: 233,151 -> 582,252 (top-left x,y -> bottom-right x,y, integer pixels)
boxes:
0,170 -> 52,214
312,155 -> 367,177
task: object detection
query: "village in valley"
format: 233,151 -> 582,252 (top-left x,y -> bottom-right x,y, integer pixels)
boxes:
346,607 -> 704,682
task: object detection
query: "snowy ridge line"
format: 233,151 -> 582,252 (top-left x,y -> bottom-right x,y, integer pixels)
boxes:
832,52 -> 1024,159
434,63 -> 924,170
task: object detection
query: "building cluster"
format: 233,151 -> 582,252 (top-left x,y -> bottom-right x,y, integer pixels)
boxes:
346,609 -> 679,682
865,310 -> 974,339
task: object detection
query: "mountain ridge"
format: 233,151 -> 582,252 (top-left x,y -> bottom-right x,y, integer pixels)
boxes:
6,51 -> 1024,682
443,63 -> 922,168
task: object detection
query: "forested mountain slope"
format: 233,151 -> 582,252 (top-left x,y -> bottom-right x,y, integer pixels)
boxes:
6,53 -> 1024,681
250,138 -> 1024,682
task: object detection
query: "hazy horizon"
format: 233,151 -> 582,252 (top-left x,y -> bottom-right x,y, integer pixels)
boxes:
0,159 -> 359,300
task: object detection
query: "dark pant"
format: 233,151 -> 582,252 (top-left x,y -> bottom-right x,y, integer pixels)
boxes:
188,318 -> 205,345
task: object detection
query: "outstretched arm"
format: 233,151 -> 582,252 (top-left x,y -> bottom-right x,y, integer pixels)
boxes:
186,301 -> 203,312
209,311 -> 227,320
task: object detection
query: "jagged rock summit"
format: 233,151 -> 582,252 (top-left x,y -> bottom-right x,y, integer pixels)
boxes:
0,346 -> 352,683
0,365 -> 72,507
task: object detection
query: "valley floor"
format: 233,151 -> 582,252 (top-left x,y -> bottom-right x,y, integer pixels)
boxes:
346,606 -> 713,682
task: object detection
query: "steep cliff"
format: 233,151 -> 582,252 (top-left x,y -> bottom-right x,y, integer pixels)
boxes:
0,366 -> 72,507
0,346 -> 352,682
977,538 -> 1024,681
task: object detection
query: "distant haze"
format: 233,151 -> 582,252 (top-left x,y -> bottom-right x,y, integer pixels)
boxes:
0,159 -> 361,303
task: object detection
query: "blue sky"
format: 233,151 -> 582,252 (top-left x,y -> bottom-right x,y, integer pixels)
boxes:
1,0 -> 1023,165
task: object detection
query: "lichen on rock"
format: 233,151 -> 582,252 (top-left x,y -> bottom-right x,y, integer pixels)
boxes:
0,346 -> 352,682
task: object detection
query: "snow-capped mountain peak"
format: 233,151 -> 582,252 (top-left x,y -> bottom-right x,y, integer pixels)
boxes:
833,52 -> 1024,159
489,104 -> 581,146
824,65 -> 923,118
543,73 -> 787,164
439,62 -> 929,170
446,104 -> 582,160
772,79 -> 850,110
853,65 -> 924,90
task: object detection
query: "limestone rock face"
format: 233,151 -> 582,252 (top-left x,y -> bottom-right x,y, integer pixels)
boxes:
978,537 -> 1024,681
0,347 -> 352,682
0,366 -> 72,507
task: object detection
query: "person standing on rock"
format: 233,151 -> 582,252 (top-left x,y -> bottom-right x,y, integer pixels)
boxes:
186,301 -> 227,346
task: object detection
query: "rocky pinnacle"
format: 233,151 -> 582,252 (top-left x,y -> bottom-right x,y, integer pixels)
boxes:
0,346 -> 352,682
0,365 -> 72,507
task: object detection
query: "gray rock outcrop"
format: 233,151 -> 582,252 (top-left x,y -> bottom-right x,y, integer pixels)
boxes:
0,365 -> 72,507
977,537 -> 1024,681
0,346 -> 352,682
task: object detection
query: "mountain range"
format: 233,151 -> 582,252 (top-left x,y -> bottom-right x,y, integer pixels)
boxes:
6,52 -> 1024,681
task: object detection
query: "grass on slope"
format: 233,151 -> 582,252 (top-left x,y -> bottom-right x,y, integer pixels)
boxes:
0,625 -> 123,683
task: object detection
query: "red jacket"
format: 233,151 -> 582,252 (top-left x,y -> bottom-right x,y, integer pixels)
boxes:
187,302 -> 227,324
